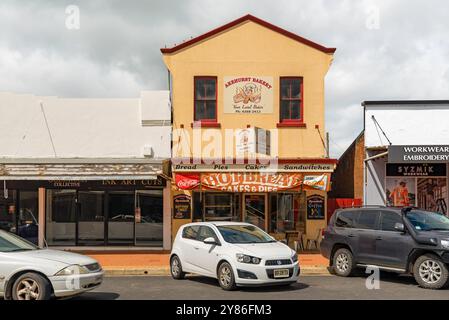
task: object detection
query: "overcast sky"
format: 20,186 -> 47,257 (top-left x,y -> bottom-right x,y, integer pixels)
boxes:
1,0 -> 449,158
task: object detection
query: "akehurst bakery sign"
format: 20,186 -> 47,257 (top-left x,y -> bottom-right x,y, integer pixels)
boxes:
224,76 -> 273,114
389,145 -> 449,163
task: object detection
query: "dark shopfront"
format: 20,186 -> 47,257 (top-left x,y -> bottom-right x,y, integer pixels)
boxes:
1,178 -> 166,247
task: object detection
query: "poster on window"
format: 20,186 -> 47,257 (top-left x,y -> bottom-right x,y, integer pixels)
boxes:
417,178 -> 447,215
307,195 -> 325,220
386,178 -> 416,207
224,76 -> 273,114
173,194 -> 191,219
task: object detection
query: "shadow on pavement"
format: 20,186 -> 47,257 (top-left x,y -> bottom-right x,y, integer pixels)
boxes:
185,275 -> 308,292
67,292 -> 120,300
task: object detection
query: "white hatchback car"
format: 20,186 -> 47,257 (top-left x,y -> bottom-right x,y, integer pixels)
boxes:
0,230 -> 104,300
170,222 -> 300,290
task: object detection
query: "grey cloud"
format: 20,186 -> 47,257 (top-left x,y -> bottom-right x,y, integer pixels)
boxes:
1,0 -> 449,157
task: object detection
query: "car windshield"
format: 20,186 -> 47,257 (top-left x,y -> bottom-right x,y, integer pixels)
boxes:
406,210 -> 449,231
0,230 -> 38,252
217,225 -> 275,244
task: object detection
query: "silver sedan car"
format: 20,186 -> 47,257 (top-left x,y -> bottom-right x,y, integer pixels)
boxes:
0,230 -> 104,300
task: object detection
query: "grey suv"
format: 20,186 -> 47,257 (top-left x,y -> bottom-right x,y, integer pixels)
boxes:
321,207 -> 449,289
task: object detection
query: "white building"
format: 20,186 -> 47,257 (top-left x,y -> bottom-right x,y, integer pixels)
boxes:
364,100 -> 449,215
0,91 -> 172,250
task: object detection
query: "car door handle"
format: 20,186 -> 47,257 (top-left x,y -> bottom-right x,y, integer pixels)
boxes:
376,236 -> 382,240
194,247 -> 199,250
348,234 -> 356,238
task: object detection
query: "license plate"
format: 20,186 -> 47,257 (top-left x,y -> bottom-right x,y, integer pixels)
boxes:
273,269 -> 289,278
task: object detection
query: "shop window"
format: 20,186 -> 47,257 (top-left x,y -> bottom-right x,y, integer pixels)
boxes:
204,193 -> 233,221
78,191 -> 105,246
135,190 -> 163,246
194,77 -> 217,122
269,193 -> 296,233
279,77 -> 303,123
46,190 -> 77,246
17,191 -> 38,244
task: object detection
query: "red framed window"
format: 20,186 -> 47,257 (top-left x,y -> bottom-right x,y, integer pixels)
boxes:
280,77 -> 303,123
194,76 -> 217,122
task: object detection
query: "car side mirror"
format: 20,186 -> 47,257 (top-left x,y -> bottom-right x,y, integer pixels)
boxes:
203,237 -> 217,245
394,222 -> 405,232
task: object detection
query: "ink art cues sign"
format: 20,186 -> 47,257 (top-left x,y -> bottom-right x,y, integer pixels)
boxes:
224,76 -> 273,114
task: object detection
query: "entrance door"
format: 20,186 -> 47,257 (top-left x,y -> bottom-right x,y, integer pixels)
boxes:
244,194 -> 266,230
107,191 -> 135,245
78,191 -> 105,245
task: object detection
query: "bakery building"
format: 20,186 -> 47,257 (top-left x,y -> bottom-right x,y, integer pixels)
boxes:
162,14 -> 337,246
363,100 -> 449,215
0,91 -> 172,250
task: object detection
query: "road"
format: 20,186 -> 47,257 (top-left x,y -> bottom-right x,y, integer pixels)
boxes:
71,273 -> 449,300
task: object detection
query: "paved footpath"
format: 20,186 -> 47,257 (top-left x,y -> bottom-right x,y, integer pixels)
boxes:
87,253 -> 330,276
70,273 -> 449,300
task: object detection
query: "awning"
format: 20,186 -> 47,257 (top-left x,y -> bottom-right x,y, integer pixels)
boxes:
0,159 -> 166,180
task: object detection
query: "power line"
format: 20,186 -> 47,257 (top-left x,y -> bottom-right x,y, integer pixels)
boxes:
40,101 -> 57,157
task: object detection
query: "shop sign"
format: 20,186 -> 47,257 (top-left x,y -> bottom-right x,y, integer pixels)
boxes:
235,127 -> 270,155
173,194 -> 191,219
172,163 -> 335,173
175,174 -> 200,190
201,173 -> 303,192
303,174 -> 328,191
3,178 -> 166,189
386,163 -> 447,177
224,76 -> 273,114
307,195 -> 325,220
389,145 -> 449,163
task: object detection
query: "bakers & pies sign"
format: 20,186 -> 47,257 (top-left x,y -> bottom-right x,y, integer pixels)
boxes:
175,173 -> 330,192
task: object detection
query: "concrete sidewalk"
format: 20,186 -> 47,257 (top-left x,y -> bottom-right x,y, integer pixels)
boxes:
87,253 -> 330,276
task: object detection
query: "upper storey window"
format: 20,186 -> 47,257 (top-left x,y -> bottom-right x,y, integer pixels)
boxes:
194,77 -> 217,122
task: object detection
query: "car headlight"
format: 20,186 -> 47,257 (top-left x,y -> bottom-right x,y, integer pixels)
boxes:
55,265 -> 89,276
291,252 -> 298,263
441,239 -> 449,249
236,253 -> 261,264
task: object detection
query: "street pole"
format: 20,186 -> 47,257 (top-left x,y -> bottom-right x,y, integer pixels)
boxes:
326,132 -> 330,158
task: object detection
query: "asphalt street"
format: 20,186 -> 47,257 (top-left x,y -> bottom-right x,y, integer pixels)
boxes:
70,273 -> 449,300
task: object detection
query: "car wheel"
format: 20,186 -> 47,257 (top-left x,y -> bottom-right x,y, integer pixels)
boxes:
333,248 -> 355,277
413,254 -> 449,290
170,255 -> 186,280
12,272 -> 52,300
217,262 -> 237,291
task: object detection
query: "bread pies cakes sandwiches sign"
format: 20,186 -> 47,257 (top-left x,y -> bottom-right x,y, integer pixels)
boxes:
224,76 -> 273,114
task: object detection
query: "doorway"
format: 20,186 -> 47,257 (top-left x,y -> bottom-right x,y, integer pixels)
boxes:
243,194 -> 266,231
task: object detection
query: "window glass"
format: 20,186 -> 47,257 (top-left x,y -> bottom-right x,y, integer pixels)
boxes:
135,190 -> 163,246
182,226 -> 200,240
280,77 -> 302,122
406,210 -> 449,231
204,193 -> 233,221
355,211 -> 379,230
194,77 -> 217,121
335,210 -> 359,228
197,226 -> 218,242
218,225 -> 274,244
380,211 -> 403,232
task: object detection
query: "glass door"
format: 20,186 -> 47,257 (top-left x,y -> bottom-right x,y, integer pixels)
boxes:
107,191 -> 135,245
135,190 -> 163,246
46,190 -> 77,246
244,194 -> 266,230
78,191 -> 105,245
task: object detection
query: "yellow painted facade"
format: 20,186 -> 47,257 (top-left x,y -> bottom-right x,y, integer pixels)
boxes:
163,20 -> 333,158
162,16 -> 335,247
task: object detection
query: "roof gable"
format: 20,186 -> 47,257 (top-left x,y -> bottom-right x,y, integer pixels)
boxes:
161,14 -> 336,54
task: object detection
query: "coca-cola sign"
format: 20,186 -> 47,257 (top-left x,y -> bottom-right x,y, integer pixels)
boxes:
175,174 -> 200,190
